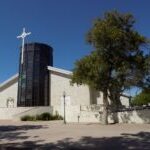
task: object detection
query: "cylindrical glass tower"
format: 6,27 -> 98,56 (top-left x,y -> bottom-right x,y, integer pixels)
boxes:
17,43 -> 53,106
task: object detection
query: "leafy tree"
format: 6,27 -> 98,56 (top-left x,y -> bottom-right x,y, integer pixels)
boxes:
71,11 -> 150,124
143,56 -> 150,89
132,89 -> 150,106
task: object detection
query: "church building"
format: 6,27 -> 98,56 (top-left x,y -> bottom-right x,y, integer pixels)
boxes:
0,31 -> 129,122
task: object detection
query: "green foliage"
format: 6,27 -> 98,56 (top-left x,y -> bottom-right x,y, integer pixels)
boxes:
21,115 -> 36,121
132,90 -> 150,106
21,113 -> 63,121
51,113 -> 63,120
143,56 -> 150,89
71,10 -> 150,124
72,10 -> 149,91
36,112 -> 51,121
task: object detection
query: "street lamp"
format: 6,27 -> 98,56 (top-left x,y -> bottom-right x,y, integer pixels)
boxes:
63,91 -> 66,124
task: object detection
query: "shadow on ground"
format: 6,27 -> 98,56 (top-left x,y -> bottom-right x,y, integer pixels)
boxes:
0,125 -> 149,150
0,125 -> 47,142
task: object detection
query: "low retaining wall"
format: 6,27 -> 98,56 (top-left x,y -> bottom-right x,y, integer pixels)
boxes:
117,109 -> 150,124
53,105 -> 81,122
0,105 -> 149,124
53,105 -> 150,124
0,106 -> 53,120
53,105 -> 112,123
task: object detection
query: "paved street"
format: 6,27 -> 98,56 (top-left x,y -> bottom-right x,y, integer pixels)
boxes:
0,120 -> 149,150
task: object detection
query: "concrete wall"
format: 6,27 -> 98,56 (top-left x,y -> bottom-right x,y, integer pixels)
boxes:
53,103 -> 150,124
117,109 -> 150,124
53,105 -> 100,123
0,70 -> 130,109
53,104 -> 113,123
0,106 -> 52,120
53,105 -> 80,122
120,95 -> 130,107
0,71 -> 97,109
0,79 -> 18,107
50,71 -> 91,106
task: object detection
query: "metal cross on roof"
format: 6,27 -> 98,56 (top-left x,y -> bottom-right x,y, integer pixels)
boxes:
17,28 -> 31,64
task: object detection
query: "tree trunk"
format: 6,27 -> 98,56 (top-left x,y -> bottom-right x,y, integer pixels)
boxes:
112,93 -> 121,123
109,89 -> 122,124
102,91 -> 109,125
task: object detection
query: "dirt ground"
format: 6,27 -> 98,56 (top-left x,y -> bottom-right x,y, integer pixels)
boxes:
0,120 -> 149,150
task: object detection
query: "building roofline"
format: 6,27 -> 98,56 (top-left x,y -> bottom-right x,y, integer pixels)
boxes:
0,66 -> 72,89
47,66 -> 72,75
0,73 -> 18,89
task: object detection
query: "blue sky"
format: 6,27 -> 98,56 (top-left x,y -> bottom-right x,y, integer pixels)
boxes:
0,0 -> 150,95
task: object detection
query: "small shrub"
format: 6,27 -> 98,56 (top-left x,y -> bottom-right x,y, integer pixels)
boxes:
39,112 -> 51,121
21,115 -> 36,121
21,112 -> 63,121
52,114 -> 63,120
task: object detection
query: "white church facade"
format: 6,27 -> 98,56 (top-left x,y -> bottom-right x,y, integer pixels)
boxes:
0,65 -> 129,122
